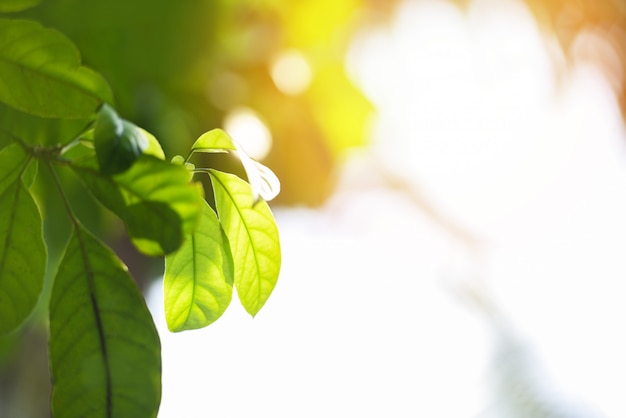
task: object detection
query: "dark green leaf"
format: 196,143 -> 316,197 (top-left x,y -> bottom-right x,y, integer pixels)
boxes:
164,201 -> 234,332
0,174 -> 46,335
0,103 -> 92,148
49,224 -> 161,418
0,19 -> 113,118
0,0 -> 40,13
94,104 -> 148,175
209,170 -> 280,316
73,155 -> 203,256
0,142 -> 30,193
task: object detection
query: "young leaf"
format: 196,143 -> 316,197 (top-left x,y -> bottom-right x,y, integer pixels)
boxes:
191,129 -> 280,202
209,170 -> 281,316
49,224 -> 161,418
190,129 -> 236,153
73,155 -> 203,256
94,104 -> 148,175
236,150 -> 281,203
164,201 -> 234,332
0,19 -> 113,118
0,175 -> 46,335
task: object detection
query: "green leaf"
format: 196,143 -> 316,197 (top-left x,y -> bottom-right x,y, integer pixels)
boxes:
209,170 -> 281,316
0,0 -> 40,13
0,173 -> 46,335
94,104 -> 149,175
190,129 -> 280,202
0,103 -> 92,148
0,19 -> 113,118
140,128 -> 165,160
0,142 -> 30,193
21,159 -> 38,188
164,201 -> 234,332
237,151 -> 281,203
49,224 -> 161,418
190,128 -> 236,153
74,155 -> 203,256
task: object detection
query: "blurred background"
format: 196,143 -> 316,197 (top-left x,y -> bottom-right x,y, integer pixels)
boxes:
2,0 -> 626,416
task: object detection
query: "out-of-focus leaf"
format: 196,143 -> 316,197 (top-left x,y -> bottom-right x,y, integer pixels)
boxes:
190,129 -> 236,153
307,63 -> 374,154
209,169 -> 280,316
94,104 -> 148,175
0,149 -> 45,335
49,224 -> 161,417
0,0 -> 40,13
140,128 -> 165,160
0,19 -> 112,118
164,201 -> 233,332
0,104 -> 92,149
73,155 -> 203,256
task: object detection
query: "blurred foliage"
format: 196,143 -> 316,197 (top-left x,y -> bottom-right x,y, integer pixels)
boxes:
13,0 -> 397,208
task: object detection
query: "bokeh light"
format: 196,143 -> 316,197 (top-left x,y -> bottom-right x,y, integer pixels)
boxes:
223,107 -> 273,160
270,49 -> 313,96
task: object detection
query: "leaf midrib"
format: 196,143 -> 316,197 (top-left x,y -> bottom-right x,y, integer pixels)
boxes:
210,171 -> 264,310
74,227 -> 113,418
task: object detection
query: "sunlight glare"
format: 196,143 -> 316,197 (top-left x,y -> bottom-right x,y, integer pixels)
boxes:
223,107 -> 273,160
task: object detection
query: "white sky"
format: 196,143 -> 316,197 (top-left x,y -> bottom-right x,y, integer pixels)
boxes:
148,0 -> 626,416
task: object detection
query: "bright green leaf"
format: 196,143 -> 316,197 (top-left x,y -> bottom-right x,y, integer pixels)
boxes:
0,176 -> 46,335
190,129 -> 236,153
0,19 -> 113,118
209,170 -> 281,316
49,224 -> 161,418
190,129 -> 280,202
73,155 -> 204,256
0,0 -> 40,13
94,104 -> 148,175
164,201 -> 234,332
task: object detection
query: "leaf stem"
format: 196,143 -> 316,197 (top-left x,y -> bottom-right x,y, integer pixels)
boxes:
184,149 -> 195,164
60,119 -> 95,154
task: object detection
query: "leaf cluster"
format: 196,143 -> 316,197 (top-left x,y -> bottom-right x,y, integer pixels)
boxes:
0,6 -> 281,417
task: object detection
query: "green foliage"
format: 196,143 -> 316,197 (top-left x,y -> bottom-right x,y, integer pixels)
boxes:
94,104 -> 148,175
49,225 -> 161,418
164,201 -> 234,332
0,19 -> 112,118
0,145 -> 45,335
209,170 -> 281,316
0,13 -> 281,417
73,154 -> 204,257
